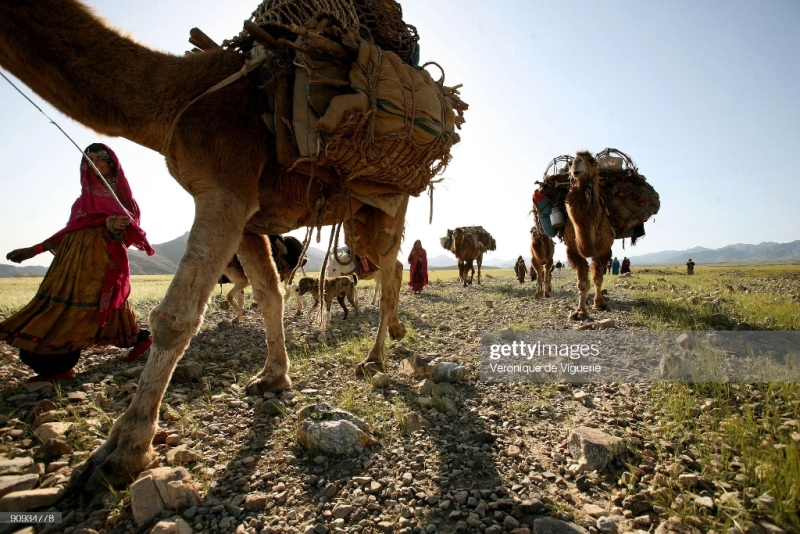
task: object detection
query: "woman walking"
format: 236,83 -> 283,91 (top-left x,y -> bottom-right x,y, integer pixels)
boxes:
1,143 -> 155,382
408,240 -> 429,294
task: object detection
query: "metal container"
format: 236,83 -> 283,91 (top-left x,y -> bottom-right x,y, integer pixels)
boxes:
550,207 -> 566,228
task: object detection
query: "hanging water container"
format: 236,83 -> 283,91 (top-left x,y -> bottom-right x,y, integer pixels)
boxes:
550,206 -> 566,228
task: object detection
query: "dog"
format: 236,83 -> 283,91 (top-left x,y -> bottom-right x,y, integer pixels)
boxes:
296,275 -> 359,323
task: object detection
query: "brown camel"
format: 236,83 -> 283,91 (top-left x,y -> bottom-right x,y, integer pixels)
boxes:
441,227 -> 496,287
563,151 -> 615,319
0,0 -> 436,490
529,227 -> 555,298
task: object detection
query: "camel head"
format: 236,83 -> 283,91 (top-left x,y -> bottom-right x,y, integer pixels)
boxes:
569,151 -> 598,186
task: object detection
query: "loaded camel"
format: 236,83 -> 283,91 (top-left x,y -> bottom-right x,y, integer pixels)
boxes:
529,227 -> 555,298
441,227 -> 496,287
219,235 -> 308,322
0,0 -> 461,490
327,248 -> 383,305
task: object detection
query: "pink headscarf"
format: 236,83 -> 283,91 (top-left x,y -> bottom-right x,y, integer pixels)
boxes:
47,144 -> 154,326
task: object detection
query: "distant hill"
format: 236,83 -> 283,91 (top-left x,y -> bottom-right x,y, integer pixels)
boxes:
630,240 -> 800,265
0,264 -> 49,278
128,232 -> 333,274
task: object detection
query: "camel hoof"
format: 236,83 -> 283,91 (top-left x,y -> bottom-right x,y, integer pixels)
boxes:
70,441 -> 154,492
356,358 -> 386,376
246,372 -> 291,395
389,321 -> 406,341
232,317 -> 241,325
570,310 -> 589,321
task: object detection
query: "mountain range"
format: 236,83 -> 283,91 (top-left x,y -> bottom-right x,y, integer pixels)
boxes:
2,237 -> 799,277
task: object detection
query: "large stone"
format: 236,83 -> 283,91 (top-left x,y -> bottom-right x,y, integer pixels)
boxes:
166,445 -> 201,466
171,362 -> 204,383
130,467 -> 200,525
399,356 -> 434,378
431,362 -> 467,383
533,517 -> 590,534
296,404 -> 377,455
34,422 -> 71,441
150,517 -> 193,534
653,517 -> 701,534
622,493 -> 652,515
0,487 -> 65,512
243,493 -> 269,512
0,474 -> 39,498
33,439 -> 73,463
404,412 -> 432,435
568,427 -> 625,471
0,457 -> 33,476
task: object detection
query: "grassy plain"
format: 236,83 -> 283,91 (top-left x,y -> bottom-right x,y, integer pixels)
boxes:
1,264 -> 799,530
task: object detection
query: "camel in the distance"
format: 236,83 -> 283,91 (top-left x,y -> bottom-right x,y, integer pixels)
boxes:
0,0 -> 463,490
441,227 -> 496,287
529,227 -> 555,298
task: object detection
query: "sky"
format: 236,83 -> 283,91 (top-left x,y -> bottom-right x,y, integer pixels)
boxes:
1,0 -> 799,268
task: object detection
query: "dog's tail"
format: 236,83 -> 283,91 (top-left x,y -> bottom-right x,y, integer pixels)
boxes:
351,274 -> 358,286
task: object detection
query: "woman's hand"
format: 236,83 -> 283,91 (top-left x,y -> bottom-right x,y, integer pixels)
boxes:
6,247 -> 37,263
106,215 -> 131,232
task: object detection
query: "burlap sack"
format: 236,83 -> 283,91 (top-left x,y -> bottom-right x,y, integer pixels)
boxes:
315,40 -> 460,196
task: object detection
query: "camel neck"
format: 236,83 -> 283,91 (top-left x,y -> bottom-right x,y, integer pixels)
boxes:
0,0 -> 244,152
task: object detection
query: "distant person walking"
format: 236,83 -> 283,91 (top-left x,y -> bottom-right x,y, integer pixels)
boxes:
514,256 -> 527,284
686,258 -> 695,275
555,260 -> 563,277
0,144 -> 155,383
408,240 -> 429,293
620,257 -> 632,276
611,257 -> 620,275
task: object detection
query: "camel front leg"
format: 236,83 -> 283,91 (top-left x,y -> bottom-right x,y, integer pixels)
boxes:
371,276 -> 381,305
567,248 -> 591,320
476,254 -> 482,285
592,251 -> 610,310
71,192 -> 253,490
239,233 -> 292,395
357,197 -> 408,373
544,264 -> 552,298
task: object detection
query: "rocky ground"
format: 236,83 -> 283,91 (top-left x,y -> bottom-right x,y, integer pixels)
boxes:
0,271 -> 797,534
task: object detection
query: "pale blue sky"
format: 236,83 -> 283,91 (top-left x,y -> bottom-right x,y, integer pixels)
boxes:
1,0 -> 798,267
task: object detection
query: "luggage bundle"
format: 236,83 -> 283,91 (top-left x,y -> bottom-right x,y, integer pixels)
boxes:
440,226 -> 496,254
223,0 -> 468,198
532,149 -> 659,243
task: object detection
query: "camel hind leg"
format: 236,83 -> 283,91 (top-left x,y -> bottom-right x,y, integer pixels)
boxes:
355,197 -> 408,373
70,191 -> 254,491
592,249 -> 611,311
238,232 -> 292,395
476,254 -> 483,285
226,276 -> 249,323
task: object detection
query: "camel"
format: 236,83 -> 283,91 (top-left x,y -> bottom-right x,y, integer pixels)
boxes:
529,227 -> 555,298
441,227 -> 496,287
0,0 -> 436,490
219,235 -> 308,322
326,248 -> 383,305
563,151 -> 616,319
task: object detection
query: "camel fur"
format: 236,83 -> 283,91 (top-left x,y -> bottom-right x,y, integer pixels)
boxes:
563,151 -> 615,319
327,248 -> 382,305
529,227 -> 555,298
0,0 -> 412,491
